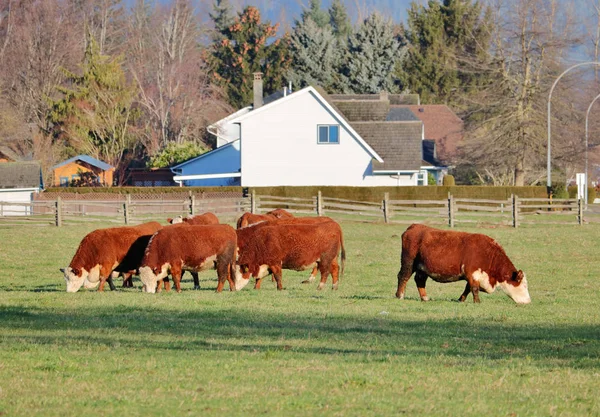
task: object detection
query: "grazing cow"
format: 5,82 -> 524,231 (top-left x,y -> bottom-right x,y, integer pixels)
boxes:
139,224 -> 237,294
62,221 -> 163,293
395,224 -> 531,304
234,222 -> 345,291
236,209 -> 294,229
167,212 -> 219,225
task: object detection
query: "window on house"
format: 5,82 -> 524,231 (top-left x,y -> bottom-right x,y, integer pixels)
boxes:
318,125 -> 340,144
60,177 -> 69,187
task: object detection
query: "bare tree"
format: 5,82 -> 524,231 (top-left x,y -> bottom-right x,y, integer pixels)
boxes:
459,0 -> 582,186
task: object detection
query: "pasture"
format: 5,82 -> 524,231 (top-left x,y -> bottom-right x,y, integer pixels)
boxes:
0,220 -> 599,416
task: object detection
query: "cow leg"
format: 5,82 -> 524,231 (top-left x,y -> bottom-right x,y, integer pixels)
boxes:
171,267 -> 183,293
458,283 -> 471,302
254,278 -> 262,290
122,273 -> 133,288
464,272 -> 481,303
414,271 -> 429,301
330,260 -> 340,290
191,272 -> 200,290
271,266 -> 284,290
302,266 -> 318,284
395,254 -> 415,299
98,265 -> 114,292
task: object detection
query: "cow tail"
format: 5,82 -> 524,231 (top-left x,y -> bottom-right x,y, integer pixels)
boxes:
340,233 -> 346,278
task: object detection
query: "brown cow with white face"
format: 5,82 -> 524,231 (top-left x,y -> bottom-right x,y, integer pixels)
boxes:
396,224 -> 531,304
62,221 -> 163,292
234,222 -> 345,291
139,224 -> 237,293
167,212 -> 219,225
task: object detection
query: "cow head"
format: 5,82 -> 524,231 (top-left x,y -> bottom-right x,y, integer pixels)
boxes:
233,264 -> 252,290
499,270 -> 531,304
169,216 -> 184,224
62,266 -> 87,293
139,264 -> 169,293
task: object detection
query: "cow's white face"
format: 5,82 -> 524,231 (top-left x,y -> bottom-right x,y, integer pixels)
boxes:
171,216 -> 184,224
233,265 -> 251,290
500,273 -> 531,304
139,264 -> 169,293
82,265 -> 101,289
63,266 -> 88,293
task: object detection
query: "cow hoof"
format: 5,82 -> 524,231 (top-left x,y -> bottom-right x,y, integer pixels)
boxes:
301,280 -> 311,284
332,284 -> 338,290
421,296 -> 430,302
395,292 -> 404,299
317,285 -> 324,291
193,285 -> 201,290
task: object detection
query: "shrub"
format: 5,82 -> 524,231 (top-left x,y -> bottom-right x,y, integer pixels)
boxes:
442,174 -> 455,186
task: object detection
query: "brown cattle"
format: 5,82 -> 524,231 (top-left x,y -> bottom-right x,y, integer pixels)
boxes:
139,224 -> 237,293
395,224 -> 531,304
167,212 -> 219,225
62,221 -> 163,292
236,209 -> 294,229
234,222 -> 345,291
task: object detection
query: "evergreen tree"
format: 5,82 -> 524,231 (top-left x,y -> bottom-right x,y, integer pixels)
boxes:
49,32 -> 139,179
342,12 -> 403,94
328,0 -> 352,38
210,0 -> 234,41
210,6 -> 291,108
288,17 -> 338,91
400,0 -> 492,104
301,0 -> 330,29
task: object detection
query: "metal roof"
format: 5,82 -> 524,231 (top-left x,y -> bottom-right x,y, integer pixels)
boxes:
52,155 -> 113,171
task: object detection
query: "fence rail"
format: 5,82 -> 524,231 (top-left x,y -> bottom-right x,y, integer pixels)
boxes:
0,191 -> 594,227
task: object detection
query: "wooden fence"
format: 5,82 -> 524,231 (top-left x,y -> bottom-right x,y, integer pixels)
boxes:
1,190 -> 598,227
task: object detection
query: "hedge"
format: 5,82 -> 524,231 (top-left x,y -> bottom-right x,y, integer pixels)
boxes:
44,185 -> 552,202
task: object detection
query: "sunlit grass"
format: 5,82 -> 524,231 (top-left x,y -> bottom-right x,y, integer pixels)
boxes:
0,220 -> 599,416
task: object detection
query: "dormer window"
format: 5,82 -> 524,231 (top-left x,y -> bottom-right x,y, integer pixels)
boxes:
318,125 -> 340,144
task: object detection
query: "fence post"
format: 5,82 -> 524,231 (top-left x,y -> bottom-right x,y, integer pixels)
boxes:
512,194 -> 519,228
317,191 -> 323,216
124,194 -> 131,225
189,191 -> 195,216
251,190 -> 256,214
448,193 -> 455,228
578,198 -> 584,225
0,202 -> 3,217
383,192 -> 390,223
55,197 -> 63,227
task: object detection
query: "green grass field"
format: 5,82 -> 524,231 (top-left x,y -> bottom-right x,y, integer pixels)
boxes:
0,220 -> 599,416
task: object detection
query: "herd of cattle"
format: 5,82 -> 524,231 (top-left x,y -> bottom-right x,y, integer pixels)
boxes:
61,210 -> 531,304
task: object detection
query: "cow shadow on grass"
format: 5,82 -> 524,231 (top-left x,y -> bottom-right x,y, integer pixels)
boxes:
1,304 -> 599,370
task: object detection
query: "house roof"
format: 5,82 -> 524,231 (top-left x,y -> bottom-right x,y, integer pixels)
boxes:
0,161 -> 43,189
399,105 -> 464,163
230,86 -> 384,163
329,93 -> 420,105
0,146 -> 22,162
52,155 -> 114,171
351,122 -> 423,171
171,140 -> 240,170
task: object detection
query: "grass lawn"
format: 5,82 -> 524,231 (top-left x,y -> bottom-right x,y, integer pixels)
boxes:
0,220 -> 599,416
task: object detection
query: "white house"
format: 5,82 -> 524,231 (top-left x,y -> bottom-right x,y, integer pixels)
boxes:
172,73 -> 433,187
0,161 -> 43,216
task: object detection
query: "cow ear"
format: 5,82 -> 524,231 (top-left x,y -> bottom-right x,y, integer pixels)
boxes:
59,268 -> 65,273
167,218 -> 173,224
514,270 -> 524,282
71,268 -> 80,276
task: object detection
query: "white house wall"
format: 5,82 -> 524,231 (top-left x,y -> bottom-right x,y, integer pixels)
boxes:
0,188 -> 37,216
240,90 -> 379,187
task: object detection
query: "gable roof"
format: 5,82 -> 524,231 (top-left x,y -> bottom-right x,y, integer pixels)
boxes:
329,93 -> 420,105
52,155 -> 113,171
351,121 -> 423,171
230,86 -> 384,163
171,139 -> 240,170
0,161 -> 43,189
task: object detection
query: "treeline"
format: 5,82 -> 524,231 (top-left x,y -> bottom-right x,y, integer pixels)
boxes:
0,0 -> 598,186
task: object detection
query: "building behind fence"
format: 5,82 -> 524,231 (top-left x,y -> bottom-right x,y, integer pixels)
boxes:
0,190 -> 598,227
